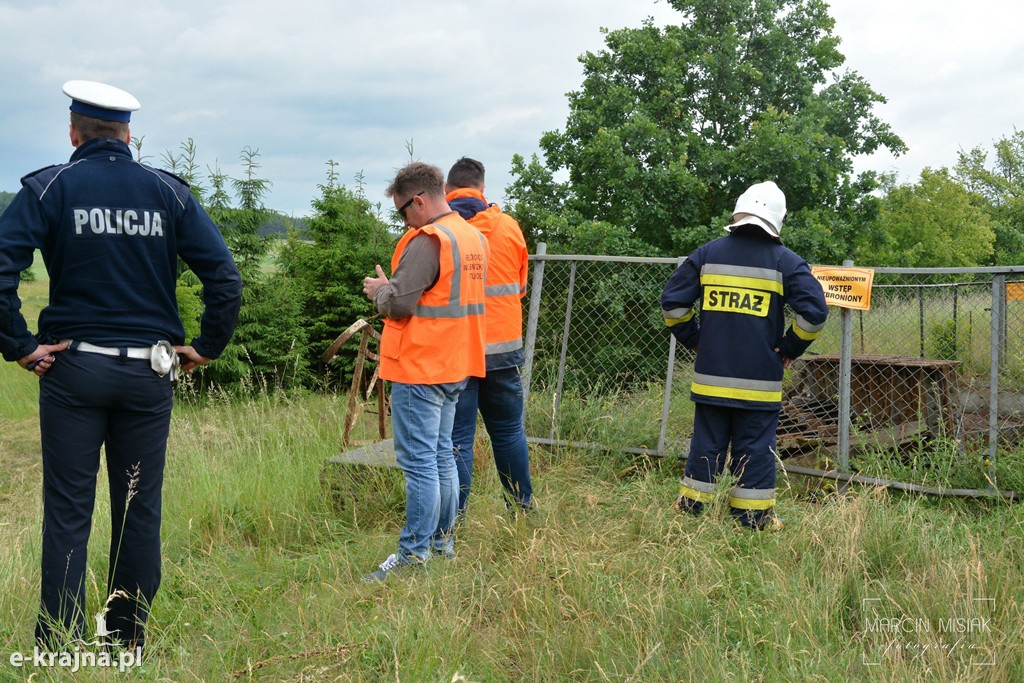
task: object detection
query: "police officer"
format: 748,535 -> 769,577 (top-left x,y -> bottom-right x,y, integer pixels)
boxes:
661,181 -> 827,530
0,81 -> 242,650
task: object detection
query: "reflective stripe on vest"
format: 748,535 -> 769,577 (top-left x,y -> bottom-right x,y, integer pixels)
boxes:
412,222 -> 487,318
691,372 -> 783,403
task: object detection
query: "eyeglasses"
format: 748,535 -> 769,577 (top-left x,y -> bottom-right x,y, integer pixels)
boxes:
397,191 -> 425,220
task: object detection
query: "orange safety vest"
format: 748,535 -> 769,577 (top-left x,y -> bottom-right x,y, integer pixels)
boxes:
446,188 -> 528,355
379,212 -> 488,384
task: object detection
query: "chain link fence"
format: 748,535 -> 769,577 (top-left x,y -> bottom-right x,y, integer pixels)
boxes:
521,245 -> 1024,489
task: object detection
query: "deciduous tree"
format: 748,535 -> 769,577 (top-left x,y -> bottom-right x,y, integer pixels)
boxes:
954,129 -> 1024,264
507,0 -> 905,263
858,168 -> 994,268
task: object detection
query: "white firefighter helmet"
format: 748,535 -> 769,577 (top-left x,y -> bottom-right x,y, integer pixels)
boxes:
724,181 -> 787,239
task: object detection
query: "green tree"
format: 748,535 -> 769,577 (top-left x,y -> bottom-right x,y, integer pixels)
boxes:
507,0 -> 905,263
279,162 -> 394,387
858,168 -> 994,268
954,129 -> 1024,264
140,136 -> 310,390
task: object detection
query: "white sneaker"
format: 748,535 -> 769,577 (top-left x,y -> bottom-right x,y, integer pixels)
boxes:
362,553 -> 422,582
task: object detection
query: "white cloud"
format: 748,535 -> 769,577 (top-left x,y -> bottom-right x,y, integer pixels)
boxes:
0,0 -> 1019,215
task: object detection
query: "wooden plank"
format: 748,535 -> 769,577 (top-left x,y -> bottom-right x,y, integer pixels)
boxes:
325,439 -> 397,468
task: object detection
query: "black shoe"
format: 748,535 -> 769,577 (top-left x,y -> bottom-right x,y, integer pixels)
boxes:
732,508 -> 785,531
675,497 -> 704,516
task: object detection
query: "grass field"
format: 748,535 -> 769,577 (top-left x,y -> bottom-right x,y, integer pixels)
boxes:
2,265 -> 1023,680
3,376 -> 1023,681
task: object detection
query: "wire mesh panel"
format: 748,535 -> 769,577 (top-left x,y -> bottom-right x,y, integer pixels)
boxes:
521,253 -> 1024,484
522,255 -> 678,453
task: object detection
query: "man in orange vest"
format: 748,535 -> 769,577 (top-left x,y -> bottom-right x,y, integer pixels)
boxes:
445,158 -> 533,515
362,162 -> 488,580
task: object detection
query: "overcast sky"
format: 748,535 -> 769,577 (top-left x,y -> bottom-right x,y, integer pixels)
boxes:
0,0 -> 1020,219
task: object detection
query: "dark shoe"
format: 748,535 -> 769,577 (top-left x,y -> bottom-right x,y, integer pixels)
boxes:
675,496 -> 704,516
505,497 -> 534,515
732,508 -> 785,531
431,546 -> 456,560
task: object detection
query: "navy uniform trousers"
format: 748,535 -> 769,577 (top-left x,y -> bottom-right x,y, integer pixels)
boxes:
683,402 -> 779,525
36,348 -> 172,649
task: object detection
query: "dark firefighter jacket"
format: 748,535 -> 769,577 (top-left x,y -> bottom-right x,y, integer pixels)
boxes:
661,228 -> 828,410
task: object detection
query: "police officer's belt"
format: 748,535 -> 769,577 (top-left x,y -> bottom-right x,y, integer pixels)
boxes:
71,340 -> 153,359
64,340 -> 180,379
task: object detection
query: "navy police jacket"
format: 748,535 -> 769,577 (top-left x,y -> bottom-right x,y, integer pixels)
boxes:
661,228 -> 828,410
0,136 -> 242,362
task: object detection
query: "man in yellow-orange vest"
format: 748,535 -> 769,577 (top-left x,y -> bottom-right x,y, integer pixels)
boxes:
445,157 -> 533,516
362,162 -> 488,581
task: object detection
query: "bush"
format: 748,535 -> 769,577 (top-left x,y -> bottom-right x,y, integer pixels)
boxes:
928,318 -> 970,360
278,164 -> 395,389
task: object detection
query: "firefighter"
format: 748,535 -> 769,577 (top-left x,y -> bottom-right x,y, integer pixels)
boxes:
661,181 -> 827,530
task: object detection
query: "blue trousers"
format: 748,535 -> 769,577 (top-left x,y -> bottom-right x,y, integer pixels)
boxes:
451,366 -> 532,513
35,349 -> 172,649
682,403 -> 779,525
390,380 -> 465,562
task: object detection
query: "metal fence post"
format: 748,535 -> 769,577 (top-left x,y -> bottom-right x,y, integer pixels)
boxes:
918,285 -> 925,358
989,274 -> 1003,480
657,255 -> 686,456
551,260 -> 577,440
521,242 -> 546,425
837,259 -> 855,482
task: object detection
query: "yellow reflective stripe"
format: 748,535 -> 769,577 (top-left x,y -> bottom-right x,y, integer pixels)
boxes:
691,382 -> 782,403
700,273 -> 783,295
794,314 -> 825,333
728,495 -> 777,511
682,476 -> 716,493
702,264 -> 782,283
680,483 -> 715,503
792,322 -> 820,341
664,308 -> 695,327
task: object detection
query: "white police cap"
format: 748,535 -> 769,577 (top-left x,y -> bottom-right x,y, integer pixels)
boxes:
62,80 -> 140,123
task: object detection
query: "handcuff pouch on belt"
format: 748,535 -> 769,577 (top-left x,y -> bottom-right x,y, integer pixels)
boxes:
150,340 -> 180,380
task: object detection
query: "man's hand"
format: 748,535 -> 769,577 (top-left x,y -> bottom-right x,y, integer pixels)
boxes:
363,264 -> 389,301
173,345 -> 211,374
18,341 -> 70,377
774,347 -> 793,369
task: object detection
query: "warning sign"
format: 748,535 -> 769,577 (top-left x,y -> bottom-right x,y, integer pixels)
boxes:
1007,282 -> 1024,301
811,266 -> 874,310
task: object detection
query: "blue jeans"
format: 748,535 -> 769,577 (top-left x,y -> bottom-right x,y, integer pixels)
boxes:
390,380 -> 465,562
452,366 -> 532,513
